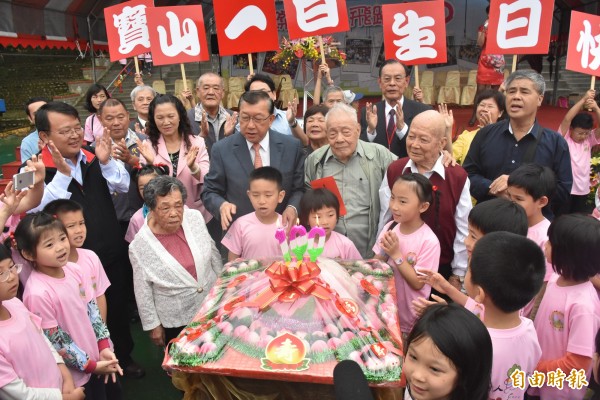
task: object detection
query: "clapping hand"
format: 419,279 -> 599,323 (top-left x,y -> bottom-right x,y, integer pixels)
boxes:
186,146 -> 200,171
95,128 -> 113,165
47,141 -> 72,177
365,102 -> 378,132
224,112 -> 238,137
379,231 -> 400,259
136,138 -> 155,165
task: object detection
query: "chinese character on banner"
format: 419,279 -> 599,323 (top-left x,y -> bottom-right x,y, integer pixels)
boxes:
486,0 -> 554,54
382,1 -> 447,65
566,11 -> 600,76
213,0 -> 279,56
146,6 -> 208,66
104,0 -> 153,62
283,0 -> 350,39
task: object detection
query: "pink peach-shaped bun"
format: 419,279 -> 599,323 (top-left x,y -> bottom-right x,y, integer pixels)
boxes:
384,294 -> 395,304
340,331 -> 356,342
351,272 -> 364,281
369,318 -> 384,331
217,321 -> 233,335
249,320 -> 262,331
246,331 -> 261,344
365,275 -> 375,282
295,331 -> 307,339
310,340 -> 328,353
226,266 -> 238,273
358,330 -> 372,339
237,262 -> 248,269
324,324 -> 340,336
199,342 -> 217,354
372,280 -> 384,291
365,357 -> 385,371
327,337 -> 342,348
233,325 -> 249,338
258,334 -> 274,348
384,354 -> 401,369
311,330 -> 327,339
198,331 -> 214,343
348,351 -> 363,365
381,311 -> 395,324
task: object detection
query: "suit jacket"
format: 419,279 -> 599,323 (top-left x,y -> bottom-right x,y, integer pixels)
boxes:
139,134 -> 211,222
202,131 -> 306,223
359,98 -> 431,158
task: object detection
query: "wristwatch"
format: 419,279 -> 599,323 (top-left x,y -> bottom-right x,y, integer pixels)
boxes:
289,119 -> 298,128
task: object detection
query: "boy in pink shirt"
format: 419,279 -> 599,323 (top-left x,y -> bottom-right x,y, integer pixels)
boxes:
507,164 -> 556,317
558,89 -> 600,214
222,167 -> 285,261
44,200 -> 111,321
422,232 -> 545,400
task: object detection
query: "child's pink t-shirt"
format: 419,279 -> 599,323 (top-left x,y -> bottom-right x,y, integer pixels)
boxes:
559,126 -> 600,195
0,298 -> 63,391
23,263 -> 100,387
125,208 -> 145,243
373,221 -> 440,334
527,218 -> 553,281
531,273 -> 600,400
75,248 -> 111,297
488,317 -> 542,400
221,212 -> 282,259
321,231 -> 361,260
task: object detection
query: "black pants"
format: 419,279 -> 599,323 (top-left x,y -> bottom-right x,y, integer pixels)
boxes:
430,263 -> 453,302
103,253 -> 135,366
83,375 -> 122,400
164,325 -> 186,347
569,194 -> 594,214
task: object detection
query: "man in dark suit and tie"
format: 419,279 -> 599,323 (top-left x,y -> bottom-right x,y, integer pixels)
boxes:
360,60 -> 431,158
202,90 -> 306,232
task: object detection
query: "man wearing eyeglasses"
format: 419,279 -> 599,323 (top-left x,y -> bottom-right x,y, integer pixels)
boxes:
360,60 -> 431,158
30,101 -> 145,379
202,90 -> 305,235
305,103 -> 397,258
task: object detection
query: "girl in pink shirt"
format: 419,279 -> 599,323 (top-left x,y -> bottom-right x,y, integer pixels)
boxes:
15,213 -> 122,399
532,214 -> 600,400
0,242 -> 84,400
299,188 -> 361,260
126,164 -> 169,243
373,173 -> 441,337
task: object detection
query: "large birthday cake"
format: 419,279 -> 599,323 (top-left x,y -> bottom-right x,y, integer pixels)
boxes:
163,221 -> 404,386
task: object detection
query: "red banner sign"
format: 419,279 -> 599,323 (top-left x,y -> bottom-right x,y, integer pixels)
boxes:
146,6 -> 209,66
213,0 -> 279,56
104,0 -> 153,62
282,0 -> 350,39
566,11 -> 600,77
486,0 -> 554,55
382,1 -> 447,65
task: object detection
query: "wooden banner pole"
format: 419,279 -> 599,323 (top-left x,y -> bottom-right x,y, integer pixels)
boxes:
414,65 -> 420,88
134,56 -> 140,74
512,55 -> 517,72
248,54 -> 254,75
181,64 -> 187,91
318,36 -> 326,65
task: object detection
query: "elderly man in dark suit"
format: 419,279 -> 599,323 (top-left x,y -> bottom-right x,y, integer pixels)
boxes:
360,60 -> 431,158
202,90 -> 306,232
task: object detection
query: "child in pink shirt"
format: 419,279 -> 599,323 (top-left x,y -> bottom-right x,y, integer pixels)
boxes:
530,214 -> 600,400
15,213 -> 122,397
299,188 -> 360,260
125,164 -> 169,243
422,232 -> 545,400
0,242 -> 85,400
373,173 -> 440,336
507,164 -> 556,281
558,89 -> 600,214
44,200 -> 111,321
222,167 -> 285,261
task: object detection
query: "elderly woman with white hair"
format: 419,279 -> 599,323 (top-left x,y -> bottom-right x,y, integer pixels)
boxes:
129,84 -> 156,133
129,175 -> 222,347
305,103 -> 397,258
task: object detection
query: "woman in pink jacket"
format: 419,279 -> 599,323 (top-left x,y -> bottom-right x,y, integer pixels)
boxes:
138,94 -> 211,222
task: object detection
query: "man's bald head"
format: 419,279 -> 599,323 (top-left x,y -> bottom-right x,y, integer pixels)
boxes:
411,110 -> 446,140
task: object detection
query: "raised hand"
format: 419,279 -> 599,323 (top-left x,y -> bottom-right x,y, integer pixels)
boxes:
286,97 -> 299,124
437,103 -> 454,131
413,87 -> 424,103
200,110 -> 210,138
366,102 -> 378,132
24,154 -> 46,185
95,128 -> 113,165
113,139 -> 133,165
186,146 -> 200,170
379,230 -> 400,259
224,112 -> 238,137
136,138 -> 155,165
47,141 -> 72,177
0,182 -> 27,216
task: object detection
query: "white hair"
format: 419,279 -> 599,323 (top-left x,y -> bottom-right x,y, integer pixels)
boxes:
325,103 -> 357,124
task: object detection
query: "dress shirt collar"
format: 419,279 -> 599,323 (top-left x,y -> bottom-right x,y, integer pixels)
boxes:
403,153 -> 446,179
246,131 -> 270,153
385,97 -> 404,116
507,120 -> 536,137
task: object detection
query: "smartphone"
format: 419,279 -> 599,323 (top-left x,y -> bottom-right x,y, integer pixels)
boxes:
13,170 -> 35,191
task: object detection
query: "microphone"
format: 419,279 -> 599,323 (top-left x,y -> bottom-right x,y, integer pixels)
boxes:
333,360 -> 375,400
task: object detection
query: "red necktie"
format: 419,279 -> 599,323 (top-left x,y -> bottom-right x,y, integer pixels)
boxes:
386,109 -> 396,148
253,143 -> 263,169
